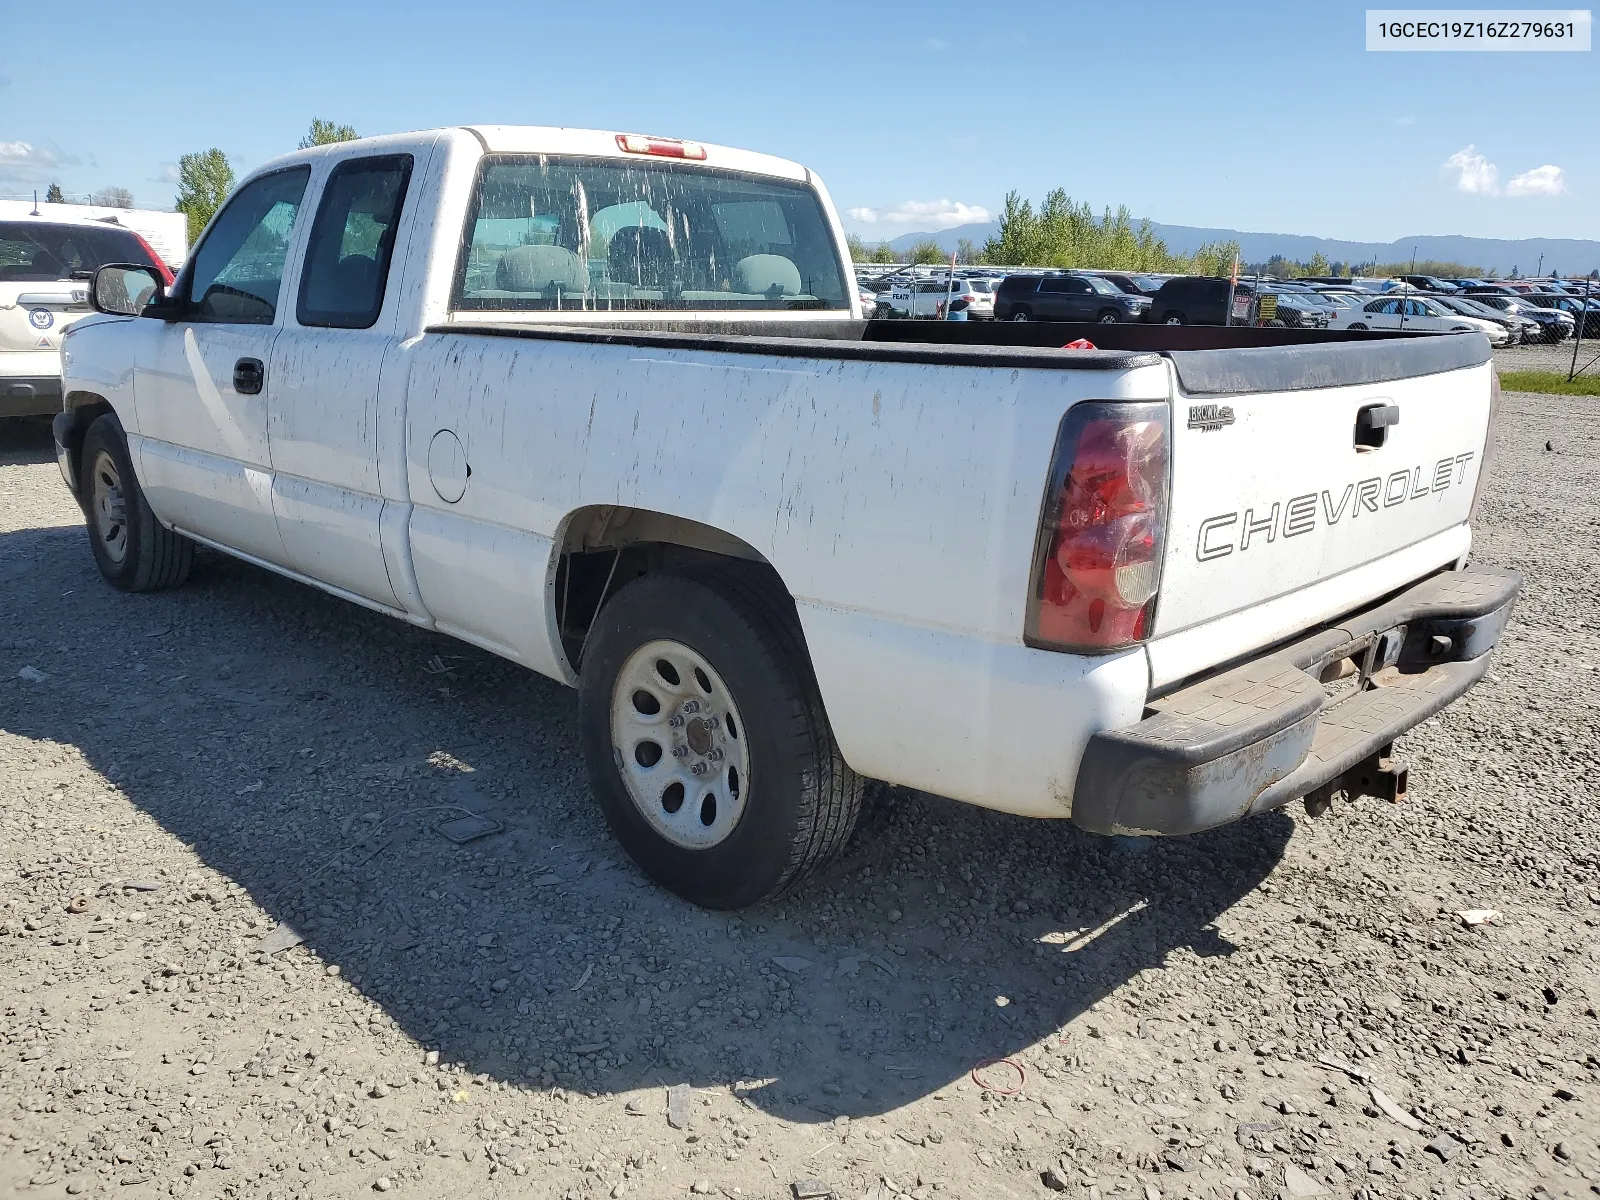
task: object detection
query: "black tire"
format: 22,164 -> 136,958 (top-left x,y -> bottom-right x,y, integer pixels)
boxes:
79,412 -> 194,592
1096,310 -> 1120,324
578,568 -> 863,909
1163,312 -> 1185,325
1011,308 -> 1031,322
1349,322 -> 1368,331
1266,318 -> 1285,328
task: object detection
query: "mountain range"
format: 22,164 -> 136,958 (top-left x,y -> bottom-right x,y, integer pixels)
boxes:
884,221 -> 1600,276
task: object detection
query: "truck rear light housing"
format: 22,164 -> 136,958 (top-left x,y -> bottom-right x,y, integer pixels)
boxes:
1025,401 -> 1170,653
130,231 -> 174,286
616,133 -> 707,160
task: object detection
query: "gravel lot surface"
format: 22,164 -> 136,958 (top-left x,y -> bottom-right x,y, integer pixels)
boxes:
1492,341 -> 1596,376
2,395 -> 1596,1200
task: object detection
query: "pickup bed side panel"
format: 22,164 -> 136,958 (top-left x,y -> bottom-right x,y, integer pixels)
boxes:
399,333 -> 1171,814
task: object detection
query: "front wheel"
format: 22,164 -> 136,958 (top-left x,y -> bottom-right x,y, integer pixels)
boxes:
1096,310 -> 1120,324
80,413 -> 194,592
578,569 -> 863,909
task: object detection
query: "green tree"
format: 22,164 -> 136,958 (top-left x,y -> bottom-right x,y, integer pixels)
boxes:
1370,258 -> 1487,278
176,148 -> 235,242
956,237 -> 979,265
45,182 -> 64,204
1306,251 -> 1331,276
868,243 -> 898,264
982,187 -> 1217,273
845,233 -> 871,262
300,118 -> 359,148
906,238 -> 947,265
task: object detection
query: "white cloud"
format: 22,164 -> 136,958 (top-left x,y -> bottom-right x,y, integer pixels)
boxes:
1506,164 -> 1566,197
846,199 -> 991,230
922,36 -> 948,51
1444,145 -> 1499,195
1393,114 -> 1416,127
0,139 -> 79,188
151,162 -> 180,184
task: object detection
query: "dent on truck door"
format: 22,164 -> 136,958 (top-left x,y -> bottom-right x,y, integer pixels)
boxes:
265,153 -> 419,609
134,167 -> 312,563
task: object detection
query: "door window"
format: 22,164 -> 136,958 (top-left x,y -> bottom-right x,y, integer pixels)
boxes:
297,155 -> 414,329
184,168 -> 311,323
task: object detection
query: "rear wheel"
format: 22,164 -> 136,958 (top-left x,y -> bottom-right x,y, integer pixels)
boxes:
80,413 -> 193,592
578,569 -> 863,909
1163,312 -> 1185,325
1011,308 -> 1031,322
1349,322 -> 1368,331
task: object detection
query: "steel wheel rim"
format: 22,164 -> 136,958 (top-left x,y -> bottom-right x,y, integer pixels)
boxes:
90,449 -> 128,565
611,639 -> 751,850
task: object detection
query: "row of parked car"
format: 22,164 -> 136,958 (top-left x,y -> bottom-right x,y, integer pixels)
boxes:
854,264 -> 1596,344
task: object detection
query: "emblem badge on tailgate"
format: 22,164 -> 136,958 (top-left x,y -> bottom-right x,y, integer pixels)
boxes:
1187,403 -> 1234,431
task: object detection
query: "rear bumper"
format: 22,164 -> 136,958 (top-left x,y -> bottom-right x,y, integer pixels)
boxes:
1071,566 -> 1521,836
0,376 -> 63,418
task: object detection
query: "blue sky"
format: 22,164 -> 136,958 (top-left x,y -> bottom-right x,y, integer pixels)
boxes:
2,0 -> 1593,243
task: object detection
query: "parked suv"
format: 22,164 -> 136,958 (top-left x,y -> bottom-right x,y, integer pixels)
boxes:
994,272 -> 1151,322
1146,276 -> 1239,325
1,219 -> 172,417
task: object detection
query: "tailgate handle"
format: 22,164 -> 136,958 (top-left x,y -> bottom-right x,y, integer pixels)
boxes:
1355,403 -> 1399,449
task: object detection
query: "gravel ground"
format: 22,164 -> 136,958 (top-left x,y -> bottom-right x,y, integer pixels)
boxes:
1492,340 -> 1596,376
1,396 -> 1596,1200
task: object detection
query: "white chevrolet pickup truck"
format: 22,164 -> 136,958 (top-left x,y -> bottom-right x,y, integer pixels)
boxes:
54,126 -> 1520,908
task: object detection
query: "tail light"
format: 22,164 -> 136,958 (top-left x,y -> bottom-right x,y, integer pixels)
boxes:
131,232 -> 175,286
616,133 -> 707,160
1025,401 -> 1170,653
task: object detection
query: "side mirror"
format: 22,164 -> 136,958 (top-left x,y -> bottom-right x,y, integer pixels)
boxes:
90,264 -> 167,317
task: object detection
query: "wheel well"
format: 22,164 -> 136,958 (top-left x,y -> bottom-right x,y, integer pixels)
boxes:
61,392 -> 114,491
552,506 -> 784,669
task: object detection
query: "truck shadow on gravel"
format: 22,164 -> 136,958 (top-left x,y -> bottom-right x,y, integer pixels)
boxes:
1,521 -> 1293,1125
0,417 -> 56,467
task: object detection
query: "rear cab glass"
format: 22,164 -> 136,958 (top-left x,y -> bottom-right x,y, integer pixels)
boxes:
0,221 -> 161,282
453,155 -> 849,313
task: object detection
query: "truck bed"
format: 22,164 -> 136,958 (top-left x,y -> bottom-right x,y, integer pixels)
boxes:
436,318 -> 1492,390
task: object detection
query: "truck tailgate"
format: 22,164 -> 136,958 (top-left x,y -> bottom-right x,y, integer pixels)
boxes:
1152,338 -> 1493,653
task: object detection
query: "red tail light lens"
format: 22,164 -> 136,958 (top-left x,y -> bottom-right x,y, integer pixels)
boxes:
1025,401 -> 1170,652
130,232 -> 175,286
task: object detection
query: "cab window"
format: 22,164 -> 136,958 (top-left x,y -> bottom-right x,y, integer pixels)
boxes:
297,155 -> 413,329
454,155 -> 848,312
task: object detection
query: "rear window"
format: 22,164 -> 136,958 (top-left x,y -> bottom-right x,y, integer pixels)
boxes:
0,221 -> 159,282
454,155 -> 848,312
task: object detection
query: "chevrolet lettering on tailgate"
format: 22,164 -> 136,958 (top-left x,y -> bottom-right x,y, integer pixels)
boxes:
1196,451 -> 1477,562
